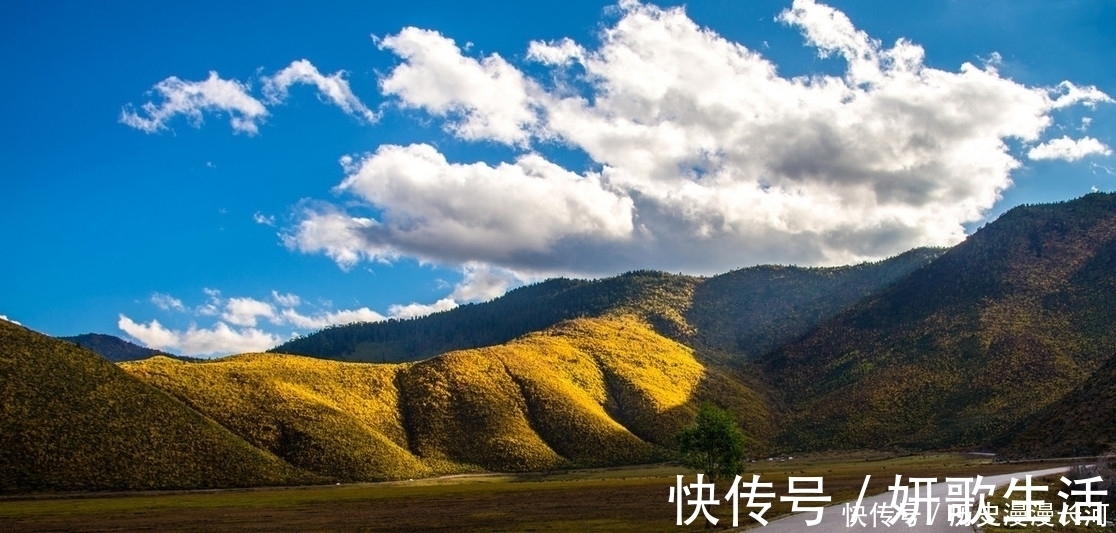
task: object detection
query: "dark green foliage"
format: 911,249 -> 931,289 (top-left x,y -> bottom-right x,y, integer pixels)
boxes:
767,192 -> 1116,453
274,251 -> 940,364
676,403 -> 747,482
686,247 -> 942,358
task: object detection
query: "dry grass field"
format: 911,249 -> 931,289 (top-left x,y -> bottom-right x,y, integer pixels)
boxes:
0,454 -> 1072,532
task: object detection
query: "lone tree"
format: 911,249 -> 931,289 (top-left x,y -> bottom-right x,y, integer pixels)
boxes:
676,403 -> 746,481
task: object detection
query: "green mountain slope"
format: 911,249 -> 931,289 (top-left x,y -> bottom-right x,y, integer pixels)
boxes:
274,250 -> 941,364
686,247 -> 942,358
0,320 -> 315,492
766,192 -> 1116,452
123,315 -> 774,480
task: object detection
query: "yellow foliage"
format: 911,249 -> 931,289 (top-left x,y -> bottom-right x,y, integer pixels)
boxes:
118,315 -> 772,482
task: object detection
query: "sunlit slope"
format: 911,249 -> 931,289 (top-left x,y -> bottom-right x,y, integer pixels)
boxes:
0,320 -> 313,492
124,315 -> 773,479
122,354 -> 435,481
766,193 -> 1116,451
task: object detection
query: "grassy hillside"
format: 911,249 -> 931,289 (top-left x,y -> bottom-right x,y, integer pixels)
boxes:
0,320 -> 315,492
766,192 -> 1116,452
274,251 -> 941,364
123,315 -> 774,480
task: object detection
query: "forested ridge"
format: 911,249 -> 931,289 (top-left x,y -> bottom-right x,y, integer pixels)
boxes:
766,192 -> 1116,453
273,249 -> 943,363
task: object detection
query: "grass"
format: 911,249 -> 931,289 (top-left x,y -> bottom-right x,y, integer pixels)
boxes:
0,321 -> 313,492
118,315 -> 773,482
0,454 -> 1071,532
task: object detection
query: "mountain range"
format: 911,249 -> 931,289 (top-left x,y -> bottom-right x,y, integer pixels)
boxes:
4,192 -> 1116,492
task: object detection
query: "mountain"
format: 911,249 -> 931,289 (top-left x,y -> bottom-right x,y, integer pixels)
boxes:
0,319 -> 316,492
765,192 -> 1116,453
1003,351 -> 1116,459
59,332 -> 166,362
121,315 -> 774,480
8,193 -> 1116,492
685,247 -> 943,359
273,249 -> 943,363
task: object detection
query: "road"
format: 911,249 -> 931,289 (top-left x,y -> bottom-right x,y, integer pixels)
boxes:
750,466 -> 1070,532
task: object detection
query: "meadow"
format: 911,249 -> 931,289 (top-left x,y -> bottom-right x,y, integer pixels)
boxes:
0,453 -> 1071,532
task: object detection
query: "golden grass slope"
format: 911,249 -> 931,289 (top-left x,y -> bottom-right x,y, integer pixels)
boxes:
122,353 -> 436,481
0,320 -> 314,492
122,315 -> 773,482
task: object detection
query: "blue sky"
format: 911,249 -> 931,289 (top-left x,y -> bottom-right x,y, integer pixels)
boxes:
2,0 -> 1113,356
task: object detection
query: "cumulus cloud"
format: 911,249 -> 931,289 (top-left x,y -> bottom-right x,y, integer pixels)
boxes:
222,297 -> 277,327
271,291 -> 301,308
118,315 -> 282,356
1049,81 -> 1115,109
285,144 -> 634,268
263,59 -> 379,122
377,27 -> 538,145
1028,136 -> 1113,162
123,60 -> 376,134
387,298 -> 458,320
285,0 -> 1112,277
279,306 -> 385,329
150,292 -> 186,312
119,287 -> 469,356
450,262 -> 531,302
0,315 -> 21,326
120,72 -> 268,134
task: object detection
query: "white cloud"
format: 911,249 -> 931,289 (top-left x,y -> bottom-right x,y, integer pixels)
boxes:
196,288 -> 222,316
387,298 -> 458,320
263,59 -> 379,122
120,288 -> 422,355
526,37 -> 585,66
118,315 -> 282,357
271,290 -> 301,308
222,297 -> 277,327
450,262 -> 531,302
282,205 -> 384,270
1049,81 -> 1114,110
286,143 -> 633,267
123,59 -> 377,135
378,27 -> 538,145
0,314 -> 21,326
290,0 -> 1111,277
280,307 -> 385,329
1028,136 -> 1113,162
120,71 -> 268,134
150,292 -> 186,312
253,212 -> 276,226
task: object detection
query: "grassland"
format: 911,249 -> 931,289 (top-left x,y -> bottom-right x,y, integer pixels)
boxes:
117,315 -> 773,482
0,454 -> 1071,532
0,320 -> 314,492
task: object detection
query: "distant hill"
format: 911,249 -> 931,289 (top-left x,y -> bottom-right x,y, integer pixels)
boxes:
0,319 -> 316,492
59,332 -> 166,362
766,192 -> 1116,454
273,249 -> 943,363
